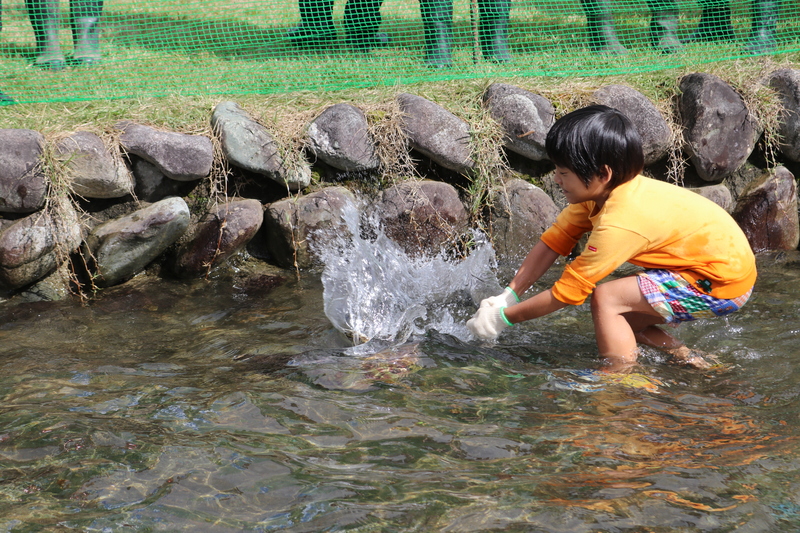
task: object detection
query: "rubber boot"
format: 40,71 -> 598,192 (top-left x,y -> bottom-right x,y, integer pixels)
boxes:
420,0 -> 453,67
26,0 -> 66,70
288,0 -> 336,49
580,0 -> 628,54
70,0 -> 102,66
479,0 -> 511,62
344,0 -> 388,52
690,0 -> 735,42
745,0 -> 778,54
647,0 -> 682,54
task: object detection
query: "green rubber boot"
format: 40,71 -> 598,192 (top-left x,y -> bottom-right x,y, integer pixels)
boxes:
288,0 -> 336,49
420,0 -> 453,67
648,0 -> 682,54
479,0 -> 512,62
581,0 -> 628,55
70,0 -> 103,66
26,0 -> 66,70
745,0 -> 778,54
690,0 -> 735,42
344,0 -> 388,51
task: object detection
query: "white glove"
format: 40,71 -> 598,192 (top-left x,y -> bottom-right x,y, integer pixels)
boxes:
479,287 -> 520,309
467,305 -> 512,340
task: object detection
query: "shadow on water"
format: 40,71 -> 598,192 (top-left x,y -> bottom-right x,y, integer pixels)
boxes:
0,202 -> 799,531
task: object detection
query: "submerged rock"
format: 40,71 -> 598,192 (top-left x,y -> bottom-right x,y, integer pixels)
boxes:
732,166 -> 799,252
483,82 -> 555,162
117,121 -> 213,181
55,131 -> 133,199
306,103 -> 380,172
0,129 -> 48,214
84,196 -> 191,287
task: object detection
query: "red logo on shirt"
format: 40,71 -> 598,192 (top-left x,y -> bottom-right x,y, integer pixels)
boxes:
588,245 -> 597,252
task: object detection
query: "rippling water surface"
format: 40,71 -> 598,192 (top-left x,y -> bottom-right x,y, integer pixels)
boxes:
0,216 -> 799,531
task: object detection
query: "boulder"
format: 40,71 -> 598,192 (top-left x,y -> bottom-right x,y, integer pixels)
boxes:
131,157 -> 185,202
172,198 -> 264,277
211,101 -> 311,191
117,121 -> 213,181
55,131 -> 133,199
732,166 -> 799,252
765,68 -> 800,162
397,93 -> 475,174
84,196 -> 190,287
0,129 -> 48,214
678,73 -> 761,182
0,197 -> 82,290
592,84 -> 672,165
687,183 -> 733,212
482,83 -> 555,162
489,179 -> 560,265
264,186 -> 356,269
373,180 -> 469,256
306,103 -> 380,172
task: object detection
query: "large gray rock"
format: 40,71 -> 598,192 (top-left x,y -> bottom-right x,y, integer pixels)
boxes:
117,121 -> 213,181
397,93 -> 475,174
373,180 -> 469,257
84,196 -> 190,287
483,83 -> 555,161
766,68 -> 800,162
55,131 -> 133,199
0,197 -> 82,290
211,101 -> 311,191
687,183 -> 733,212
732,166 -> 799,252
678,73 -> 761,182
264,186 -> 356,269
306,103 -> 379,172
0,129 -> 48,214
131,158 -> 184,202
592,84 -> 672,165
489,179 -> 559,265
172,198 -> 264,277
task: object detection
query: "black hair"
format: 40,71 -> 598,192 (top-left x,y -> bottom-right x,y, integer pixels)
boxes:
545,105 -> 644,189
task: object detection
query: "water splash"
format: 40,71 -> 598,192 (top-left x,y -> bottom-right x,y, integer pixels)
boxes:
313,195 -> 501,352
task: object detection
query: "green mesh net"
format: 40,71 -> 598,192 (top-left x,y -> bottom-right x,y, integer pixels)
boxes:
0,0 -> 798,104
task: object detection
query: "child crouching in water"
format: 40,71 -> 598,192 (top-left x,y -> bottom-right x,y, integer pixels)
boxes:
467,105 -> 756,371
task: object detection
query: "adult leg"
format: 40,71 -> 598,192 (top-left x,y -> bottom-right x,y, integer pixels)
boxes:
70,0 -> 102,66
745,0 -> 777,54
690,0 -> 734,42
580,0 -> 627,54
479,0 -> 511,62
26,0 -> 66,70
344,0 -> 388,51
419,0 -> 452,67
288,0 -> 336,48
647,0 -> 682,53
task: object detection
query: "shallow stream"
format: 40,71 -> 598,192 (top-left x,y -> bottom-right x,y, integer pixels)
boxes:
0,216 -> 799,531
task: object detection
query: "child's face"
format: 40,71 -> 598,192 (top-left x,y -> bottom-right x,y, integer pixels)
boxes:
553,165 -> 611,205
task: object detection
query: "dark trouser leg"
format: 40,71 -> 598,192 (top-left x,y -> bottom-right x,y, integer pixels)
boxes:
420,0 -> 452,67
691,0 -> 734,41
647,0 -> 682,53
288,0 -> 336,48
580,0 -> 628,54
745,0 -> 777,54
70,0 -> 102,65
344,0 -> 388,51
479,0 -> 511,62
26,0 -> 66,69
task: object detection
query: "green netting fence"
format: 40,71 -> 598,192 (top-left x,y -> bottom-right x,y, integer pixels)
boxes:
0,0 -> 798,104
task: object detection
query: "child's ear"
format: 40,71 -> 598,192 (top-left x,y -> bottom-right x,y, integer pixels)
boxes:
597,165 -> 613,186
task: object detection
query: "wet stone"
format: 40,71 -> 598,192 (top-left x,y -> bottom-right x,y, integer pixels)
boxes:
732,166 -> 799,252
0,129 -> 48,214
766,68 -> 800,162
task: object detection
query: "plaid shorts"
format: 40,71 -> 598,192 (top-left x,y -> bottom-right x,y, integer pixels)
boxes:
636,269 -> 752,324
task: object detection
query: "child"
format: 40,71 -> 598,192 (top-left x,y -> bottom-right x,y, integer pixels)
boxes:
468,105 -> 757,370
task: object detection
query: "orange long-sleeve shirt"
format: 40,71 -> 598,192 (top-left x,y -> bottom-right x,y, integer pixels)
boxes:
540,175 -> 757,305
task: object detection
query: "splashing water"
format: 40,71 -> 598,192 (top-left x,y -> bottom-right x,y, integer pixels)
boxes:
314,196 -> 501,352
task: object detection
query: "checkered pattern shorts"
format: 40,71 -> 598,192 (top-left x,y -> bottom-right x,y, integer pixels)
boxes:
636,269 -> 752,324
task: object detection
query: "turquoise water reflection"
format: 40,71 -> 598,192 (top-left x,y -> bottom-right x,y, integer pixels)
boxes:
0,253 -> 798,531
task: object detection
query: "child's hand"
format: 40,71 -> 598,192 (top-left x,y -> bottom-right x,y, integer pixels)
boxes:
467,306 -> 508,340
480,287 -> 519,309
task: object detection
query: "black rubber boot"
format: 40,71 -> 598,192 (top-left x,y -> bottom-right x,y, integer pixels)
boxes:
581,0 -> 628,54
26,0 -> 66,70
745,0 -> 778,54
647,0 -> 682,53
288,0 -> 336,49
690,0 -> 735,42
344,0 -> 388,51
479,0 -> 511,62
70,0 -> 103,66
420,0 -> 453,67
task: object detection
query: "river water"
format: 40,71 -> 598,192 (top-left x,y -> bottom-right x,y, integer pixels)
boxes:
0,213 -> 799,531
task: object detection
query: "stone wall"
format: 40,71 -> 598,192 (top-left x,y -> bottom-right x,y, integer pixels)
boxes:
1,69 -> 799,304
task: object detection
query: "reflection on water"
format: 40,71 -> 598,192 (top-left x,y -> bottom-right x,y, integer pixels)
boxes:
0,246 -> 799,531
